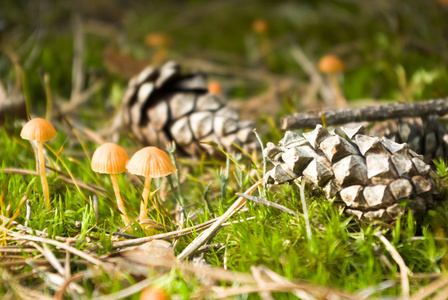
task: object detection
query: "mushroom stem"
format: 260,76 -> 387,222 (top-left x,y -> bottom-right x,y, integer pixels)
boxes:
329,74 -> 347,108
110,174 -> 130,226
37,141 -> 50,208
140,177 -> 152,224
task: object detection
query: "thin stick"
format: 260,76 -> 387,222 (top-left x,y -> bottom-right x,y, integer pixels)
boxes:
281,98 -> 448,129
91,276 -> 161,300
236,193 -> 298,216
293,180 -> 312,243
4,228 -> 103,266
375,232 -> 411,299
177,179 -> 263,260
25,199 -> 31,227
251,266 -> 275,300
433,285 -> 448,300
27,242 -> 65,276
110,174 -> 130,226
409,276 -> 448,300
111,217 -> 254,250
37,141 -> 50,208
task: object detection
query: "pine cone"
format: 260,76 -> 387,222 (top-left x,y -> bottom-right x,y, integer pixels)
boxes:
264,125 -> 441,222
121,61 -> 257,156
369,116 -> 448,163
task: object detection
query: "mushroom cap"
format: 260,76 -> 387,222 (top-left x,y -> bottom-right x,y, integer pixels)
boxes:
252,18 -> 268,34
208,81 -> 222,95
318,54 -> 345,74
21,118 -> 57,142
91,143 -> 130,174
139,287 -> 167,300
127,146 -> 178,178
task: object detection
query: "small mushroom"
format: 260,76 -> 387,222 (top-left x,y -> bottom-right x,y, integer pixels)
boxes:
208,80 -> 223,95
21,118 -> 57,208
126,147 -> 178,225
139,286 -> 168,300
91,143 -> 130,226
318,54 -> 347,108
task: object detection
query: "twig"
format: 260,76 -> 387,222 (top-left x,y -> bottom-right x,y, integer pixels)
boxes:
293,180 -> 312,243
0,259 -> 87,268
197,243 -> 225,253
4,228 -> 103,266
433,285 -> 448,300
91,276 -> 163,300
236,193 -> 298,216
409,276 -> 448,300
223,234 -> 231,271
74,223 -> 137,239
357,280 -> 395,299
0,267 -> 53,300
53,272 -> 87,300
375,231 -> 411,300
177,179 -> 263,260
251,266 -> 275,300
111,216 -> 255,249
281,98 -> 448,129
27,242 -> 65,276
24,199 -> 31,227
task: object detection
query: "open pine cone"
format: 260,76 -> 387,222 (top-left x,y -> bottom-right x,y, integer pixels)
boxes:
265,125 -> 441,222
121,61 -> 258,156
370,116 -> 448,163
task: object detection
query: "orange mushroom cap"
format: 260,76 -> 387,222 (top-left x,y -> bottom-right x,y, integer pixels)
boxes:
318,54 -> 345,74
139,286 -> 168,300
252,19 -> 269,34
127,147 -> 177,178
208,80 -> 222,95
145,33 -> 172,48
21,118 -> 57,142
91,143 -> 130,174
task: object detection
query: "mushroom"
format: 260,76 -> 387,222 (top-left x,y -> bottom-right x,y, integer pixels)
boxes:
144,33 -> 172,64
126,147 -> 177,225
91,143 -> 130,226
318,54 -> 347,108
208,80 -> 223,95
139,286 -> 168,300
20,118 -> 57,208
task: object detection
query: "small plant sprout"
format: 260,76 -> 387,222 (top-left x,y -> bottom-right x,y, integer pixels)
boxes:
20,118 -> 57,208
91,143 -> 130,226
318,54 -> 347,108
126,147 -> 177,226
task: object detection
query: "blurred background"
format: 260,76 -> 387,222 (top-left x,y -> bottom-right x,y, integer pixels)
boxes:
1,0 -> 448,125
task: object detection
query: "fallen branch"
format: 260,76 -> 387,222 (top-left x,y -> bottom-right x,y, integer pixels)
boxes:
281,98 -> 448,129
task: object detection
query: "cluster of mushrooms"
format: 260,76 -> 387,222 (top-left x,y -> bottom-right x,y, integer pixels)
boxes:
21,117 -> 178,228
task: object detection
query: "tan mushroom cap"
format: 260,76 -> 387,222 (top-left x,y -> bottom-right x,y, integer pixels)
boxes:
318,54 -> 345,74
91,143 -> 130,174
127,146 -> 177,178
21,118 -> 57,142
